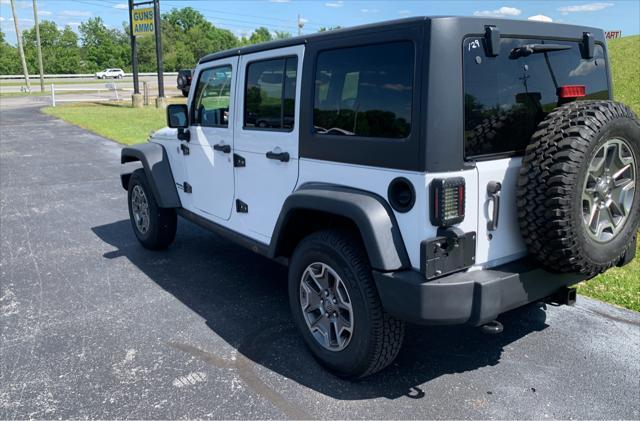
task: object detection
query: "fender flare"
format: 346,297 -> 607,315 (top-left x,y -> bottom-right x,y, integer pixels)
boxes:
269,184 -> 410,272
121,143 -> 181,208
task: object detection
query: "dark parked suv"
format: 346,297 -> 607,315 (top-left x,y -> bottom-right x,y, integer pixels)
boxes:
177,69 -> 193,97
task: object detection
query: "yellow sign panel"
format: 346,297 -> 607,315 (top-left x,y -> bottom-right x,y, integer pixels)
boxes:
132,7 -> 154,36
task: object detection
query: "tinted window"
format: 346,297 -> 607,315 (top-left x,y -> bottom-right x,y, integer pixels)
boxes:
464,38 -> 608,158
193,65 -> 232,127
313,41 -> 414,138
244,56 -> 298,130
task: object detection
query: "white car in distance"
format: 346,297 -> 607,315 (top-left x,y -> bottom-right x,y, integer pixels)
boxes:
95,68 -> 125,79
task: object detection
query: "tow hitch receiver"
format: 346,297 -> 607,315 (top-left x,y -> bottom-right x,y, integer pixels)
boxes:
546,287 -> 577,306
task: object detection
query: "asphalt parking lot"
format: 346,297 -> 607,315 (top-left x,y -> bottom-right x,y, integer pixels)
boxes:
1,106 -> 639,419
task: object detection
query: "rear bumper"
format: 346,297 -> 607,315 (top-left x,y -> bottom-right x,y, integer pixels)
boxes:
373,260 -> 586,326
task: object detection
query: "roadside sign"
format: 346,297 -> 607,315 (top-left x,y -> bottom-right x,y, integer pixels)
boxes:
132,7 -> 154,36
605,30 -> 622,39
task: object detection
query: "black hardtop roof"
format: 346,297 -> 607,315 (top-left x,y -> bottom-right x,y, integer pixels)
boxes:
198,16 -> 605,64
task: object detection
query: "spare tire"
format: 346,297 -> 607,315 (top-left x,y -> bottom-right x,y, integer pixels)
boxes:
517,100 -> 639,276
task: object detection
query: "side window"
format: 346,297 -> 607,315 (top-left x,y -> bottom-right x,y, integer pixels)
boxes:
313,41 -> 414,139
193,65 -> 232,128
244,56 -> 298,130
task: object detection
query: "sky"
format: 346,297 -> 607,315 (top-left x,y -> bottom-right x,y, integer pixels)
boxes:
1,0 -> 639,44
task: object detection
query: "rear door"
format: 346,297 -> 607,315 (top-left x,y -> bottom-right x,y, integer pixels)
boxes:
233,46 -> 303,240
463,36 -> 609,267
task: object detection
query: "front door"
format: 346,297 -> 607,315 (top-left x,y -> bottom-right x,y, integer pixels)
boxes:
233,46 -> 303,240
185,58 -> 238,220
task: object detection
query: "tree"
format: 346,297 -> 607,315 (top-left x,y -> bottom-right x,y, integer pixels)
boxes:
79,17 -> 128,72
134,8 -> 238,71
163,7 -> 208,32
22,21 -> 82,74
0,31 -> 21,74
273,30 -> 291,40
1,8 -> 296,75
247,27 -> 272,44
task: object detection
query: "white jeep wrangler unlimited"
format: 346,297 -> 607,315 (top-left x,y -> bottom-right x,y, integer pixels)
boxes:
121,17 -> 639,378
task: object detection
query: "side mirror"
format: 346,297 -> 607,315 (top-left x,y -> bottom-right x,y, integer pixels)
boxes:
167,104 -> 188,129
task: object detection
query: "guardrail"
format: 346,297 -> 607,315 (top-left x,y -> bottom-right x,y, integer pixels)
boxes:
50,83 -> 133,107
1,72 -> 178,80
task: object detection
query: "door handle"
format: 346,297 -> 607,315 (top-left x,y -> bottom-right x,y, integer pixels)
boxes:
213,143 -> 231,153
487,181 -> 502,231
266,151 -> 290,162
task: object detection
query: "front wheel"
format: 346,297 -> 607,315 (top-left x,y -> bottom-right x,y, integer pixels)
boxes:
127,169 -> 177,250
288,229 -> 405,379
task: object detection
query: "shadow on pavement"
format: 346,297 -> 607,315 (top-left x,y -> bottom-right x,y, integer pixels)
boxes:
93,219 -> 549,400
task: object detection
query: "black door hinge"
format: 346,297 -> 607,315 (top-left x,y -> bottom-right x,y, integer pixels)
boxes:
183,182 -> 192,193
236,199 -> 248,213
180,144 -> 190,155
233,153 -> 246,167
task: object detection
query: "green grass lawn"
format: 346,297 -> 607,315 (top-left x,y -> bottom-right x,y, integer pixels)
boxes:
42,102 -> 169,145
577,241 -> 639,312
609,35 -> 640,114
41,36 -> 640,311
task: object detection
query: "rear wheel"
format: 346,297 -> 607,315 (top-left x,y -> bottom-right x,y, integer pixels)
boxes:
127,169 -> 177,250
288,229 -> 405,378
518,100 -> 639,275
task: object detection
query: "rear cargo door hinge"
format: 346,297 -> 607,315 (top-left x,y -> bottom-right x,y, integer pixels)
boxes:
233,153 -> 246,167
180,144 -> 190,155
236,199 -> 248,213
183,182 -> 192,194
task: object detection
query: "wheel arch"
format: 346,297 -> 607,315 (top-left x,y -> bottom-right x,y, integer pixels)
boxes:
269,184 -> 411,272
121,143 -> 181,209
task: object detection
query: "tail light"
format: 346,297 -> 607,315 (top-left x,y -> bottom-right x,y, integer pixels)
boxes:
430,178 -> 465,227
557,85 -> 586,99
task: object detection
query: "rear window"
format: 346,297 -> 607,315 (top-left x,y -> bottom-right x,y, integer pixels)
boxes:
463,38 -> 608,159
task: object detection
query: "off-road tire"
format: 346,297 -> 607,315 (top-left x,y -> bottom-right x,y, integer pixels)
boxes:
517,100 -> 640,275
288,229 -> 405,379
127,168 -> 177,250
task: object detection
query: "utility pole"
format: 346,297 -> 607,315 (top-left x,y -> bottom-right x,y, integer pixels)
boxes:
297,14 -> 304,36
10,0 -> 30,91
153,0 -> 165,107
32,0 -> 45,92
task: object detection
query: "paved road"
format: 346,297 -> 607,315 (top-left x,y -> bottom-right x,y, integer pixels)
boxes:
0,75 -> 179,94
1,106 -> 639,419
